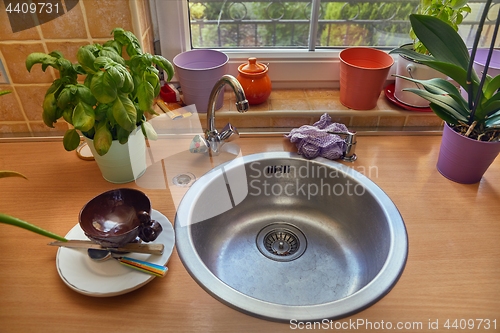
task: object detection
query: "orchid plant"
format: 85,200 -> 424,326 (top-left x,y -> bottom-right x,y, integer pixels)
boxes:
390,0 -> 500,141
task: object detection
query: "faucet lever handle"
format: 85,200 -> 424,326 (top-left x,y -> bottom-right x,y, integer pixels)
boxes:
327,130 -> 357,162
219,123 -> 240,142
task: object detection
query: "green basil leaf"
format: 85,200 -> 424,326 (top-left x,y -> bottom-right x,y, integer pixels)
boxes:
100,47 -> 126,66
112,94 -> 137,131
145,70 -> 160,97
106,66 -> 124,88
76,84 -> 97,106
94,103 -> 110,121
103,40 -> 122,56
93,123 -> 113,156
90,71 -> 117,104
72,102 -> 95,132
120,70 -> 134,93
141,121 -> 158,141
62,108 -> 73,124
77,46 -> 97,74
152,55 -> 175,82
116,125 -> 130,144
42,92 -> 58,127
25,52 -> 57,72
136,80 -> 155,112
63,128 -> 81,151
57,86 -> 74,109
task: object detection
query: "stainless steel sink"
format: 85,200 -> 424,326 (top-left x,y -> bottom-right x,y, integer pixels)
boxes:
175,152 -> 408,322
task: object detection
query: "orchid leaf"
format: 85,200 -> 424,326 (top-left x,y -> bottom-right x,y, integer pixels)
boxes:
394,75 -> 469,118
409,14 -> 470,69
485,113 -> 500,128
0,171 -> 27,179
429,103 -> 462,125
404,88 -> 469,123
0,213 -> 67,242
483,75 -> 500,99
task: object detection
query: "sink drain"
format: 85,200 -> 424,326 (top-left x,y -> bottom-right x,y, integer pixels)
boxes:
256,223 -> 307,262
172,173 -> 196,187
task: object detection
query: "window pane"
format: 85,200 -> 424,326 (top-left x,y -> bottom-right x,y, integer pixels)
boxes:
189,0 -> 315,48
188,0 -> 499,49
316,0 -> 415,48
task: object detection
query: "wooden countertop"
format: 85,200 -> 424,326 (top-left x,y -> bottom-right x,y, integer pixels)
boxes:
0,136 -> 499,333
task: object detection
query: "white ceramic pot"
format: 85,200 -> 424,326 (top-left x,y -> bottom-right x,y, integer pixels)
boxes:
84,126 -> 147,184
394,46 -> 447,108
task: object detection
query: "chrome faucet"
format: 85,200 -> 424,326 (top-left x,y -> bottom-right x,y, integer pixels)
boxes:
205,75 -> 249,155
327,130 -> 357,162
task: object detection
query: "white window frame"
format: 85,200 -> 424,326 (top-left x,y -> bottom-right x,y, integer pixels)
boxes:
151,0 -> 397,89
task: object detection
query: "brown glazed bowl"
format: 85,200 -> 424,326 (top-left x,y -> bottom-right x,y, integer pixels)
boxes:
79,188 -> 162,248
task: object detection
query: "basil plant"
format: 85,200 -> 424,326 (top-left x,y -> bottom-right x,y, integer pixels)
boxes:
26,28 -> 174,156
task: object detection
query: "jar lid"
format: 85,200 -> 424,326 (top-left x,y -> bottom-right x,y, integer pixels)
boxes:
239,57 -> 267,74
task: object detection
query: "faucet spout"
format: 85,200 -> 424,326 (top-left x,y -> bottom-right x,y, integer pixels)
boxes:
205,75 -> 249,155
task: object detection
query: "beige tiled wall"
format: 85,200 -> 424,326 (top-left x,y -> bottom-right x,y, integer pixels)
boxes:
0,0 -> 442,137
0,0 -> 154,137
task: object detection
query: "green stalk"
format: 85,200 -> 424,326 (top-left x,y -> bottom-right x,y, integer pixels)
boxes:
0,213 -> 68,242
467,0 -> 492,113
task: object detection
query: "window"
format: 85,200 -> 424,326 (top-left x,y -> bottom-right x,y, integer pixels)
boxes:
151,0 -> 497,88
188,0 -> 415,49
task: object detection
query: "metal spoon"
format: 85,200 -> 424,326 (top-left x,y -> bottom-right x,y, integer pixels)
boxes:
87,249 -> 167,277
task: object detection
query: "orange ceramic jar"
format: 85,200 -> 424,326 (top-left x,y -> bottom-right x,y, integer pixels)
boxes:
237,57 -> 271,105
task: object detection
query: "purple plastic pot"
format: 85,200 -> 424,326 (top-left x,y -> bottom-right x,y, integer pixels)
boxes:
173,49 -> 229,113
472,48 -> 500,78
437,123 -> 500,184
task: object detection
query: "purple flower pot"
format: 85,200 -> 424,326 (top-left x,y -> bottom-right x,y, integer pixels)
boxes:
436,123 -> 500,184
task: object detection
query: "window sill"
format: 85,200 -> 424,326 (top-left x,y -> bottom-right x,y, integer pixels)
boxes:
163,87 -> 443,133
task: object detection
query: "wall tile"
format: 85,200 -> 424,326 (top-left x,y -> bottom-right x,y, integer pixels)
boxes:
351,115 -> 379,127
270,89 -> 307,99
16,85 -> 51,121
379,115 -> 406,127
310,98 -> 348,111
0,86 -> 24,121
45,41 -> 89,63
84,0 -> 133,38
406,115 -> 443,127
271,117 -> 312,128
305,89 -> 338,99
271,99 -> 310,110
229,116 -> 271,128
246,101 -> 270,111
0,43 -> 54,84
0,123 -> 30,136
0,1 -> 41,41
30,121 -> 69,134
39,1 -> 87,39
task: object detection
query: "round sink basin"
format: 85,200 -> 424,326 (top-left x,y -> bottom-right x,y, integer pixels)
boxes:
175,152 -> 408,322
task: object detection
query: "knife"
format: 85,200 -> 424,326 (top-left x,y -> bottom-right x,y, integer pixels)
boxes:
48,240 -> 164,255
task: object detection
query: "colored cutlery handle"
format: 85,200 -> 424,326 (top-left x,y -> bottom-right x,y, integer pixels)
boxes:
117,257 -> 168,277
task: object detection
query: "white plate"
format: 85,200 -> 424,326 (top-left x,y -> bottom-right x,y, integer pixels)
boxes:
56,209 -> 175,297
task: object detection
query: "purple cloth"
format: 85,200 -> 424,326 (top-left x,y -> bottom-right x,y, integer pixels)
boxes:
285,113 -> 348,160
